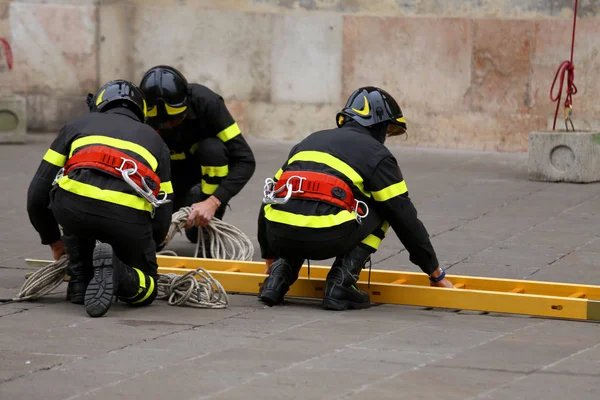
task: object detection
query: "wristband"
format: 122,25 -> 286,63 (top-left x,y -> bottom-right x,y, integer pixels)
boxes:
428,268 -> 446,283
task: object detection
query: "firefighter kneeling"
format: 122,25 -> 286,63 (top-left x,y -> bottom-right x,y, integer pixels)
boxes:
26,80 -> 173,318
257,86 -> 453,310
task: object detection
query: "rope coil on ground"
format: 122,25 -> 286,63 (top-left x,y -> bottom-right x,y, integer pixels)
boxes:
156,268 -> 229,308
0,256 -> 69,303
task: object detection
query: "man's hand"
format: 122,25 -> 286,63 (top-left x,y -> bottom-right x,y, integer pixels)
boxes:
429,267 -> 454,288
50,240 -> 66,260
264,258 -> 275,274
186,196 -> 221,228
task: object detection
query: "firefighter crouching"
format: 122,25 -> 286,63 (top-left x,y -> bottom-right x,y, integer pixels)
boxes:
257,86 -> 454,311
26,80 -> 174,318
139,65 -> 256,256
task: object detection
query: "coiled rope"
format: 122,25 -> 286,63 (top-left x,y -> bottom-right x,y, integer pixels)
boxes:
1,208 -> 254,307
161,207 -> 254,261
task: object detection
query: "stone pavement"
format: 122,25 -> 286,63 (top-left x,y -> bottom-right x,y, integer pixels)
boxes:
0,134 -> 599,400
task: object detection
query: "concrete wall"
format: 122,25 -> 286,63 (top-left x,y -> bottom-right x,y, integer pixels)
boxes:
1,0 -> 599,152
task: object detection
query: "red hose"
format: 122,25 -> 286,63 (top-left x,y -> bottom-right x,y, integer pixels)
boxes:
549,0 -> 579,131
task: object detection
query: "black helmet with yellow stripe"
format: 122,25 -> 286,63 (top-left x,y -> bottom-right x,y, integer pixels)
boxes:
336,86 -> 407,140
86,79 -> 148,123
139,65 -> 189,130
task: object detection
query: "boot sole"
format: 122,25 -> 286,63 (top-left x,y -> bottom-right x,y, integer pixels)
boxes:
322,297 -> 371,311
258,289 -> 284,306
84,244 -> 115,318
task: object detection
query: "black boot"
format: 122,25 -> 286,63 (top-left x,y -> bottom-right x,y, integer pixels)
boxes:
322,246 -> 372,311
63,235 -> 95,305
258,258 -> 304,306
84,242 -> 120,318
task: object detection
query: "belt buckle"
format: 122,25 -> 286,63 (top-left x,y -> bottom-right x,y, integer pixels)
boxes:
285,175 -> 306,194
116,157 -> 138,175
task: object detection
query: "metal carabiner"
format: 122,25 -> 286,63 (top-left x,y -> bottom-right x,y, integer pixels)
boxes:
262,178 -> 293,204
52,167 -> 65,186
353,199 -> 369,224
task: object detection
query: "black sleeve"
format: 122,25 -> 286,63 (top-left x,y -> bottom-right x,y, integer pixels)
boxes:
152,141 -> 175,247
26,126 -> 72,245
367,155 -> 439,275
204,95 -> 256,205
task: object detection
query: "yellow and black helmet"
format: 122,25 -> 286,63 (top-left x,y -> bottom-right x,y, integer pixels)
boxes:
86,79 -> 148,123
139,65 -> 189,129
336,86 -> 407,138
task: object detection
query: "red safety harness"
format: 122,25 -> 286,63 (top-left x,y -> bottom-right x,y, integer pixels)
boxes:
63,145 -> 161,197
273,170 -> 367,216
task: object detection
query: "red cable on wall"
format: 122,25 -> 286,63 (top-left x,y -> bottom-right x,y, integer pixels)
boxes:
0,38 -> 13,70
549,0 -> 579,131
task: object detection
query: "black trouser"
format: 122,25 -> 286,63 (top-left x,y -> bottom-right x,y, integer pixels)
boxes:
51,188 -> 159,306
264,206 -> 388,262
172,137 -> 229,245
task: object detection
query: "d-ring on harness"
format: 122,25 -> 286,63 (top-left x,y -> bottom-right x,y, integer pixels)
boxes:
262,170 -> 369,223
54,145 -> 170,216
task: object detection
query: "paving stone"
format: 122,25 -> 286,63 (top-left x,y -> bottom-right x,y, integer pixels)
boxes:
344,365 -> 524,400
482,372 -> 600,400
448,263 -> 542,279
464,243 -> 567,268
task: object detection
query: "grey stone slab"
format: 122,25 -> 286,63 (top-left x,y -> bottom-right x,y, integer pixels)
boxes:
532,214 -> 600,235
582,238 -> 600,252
448,262 -> 543,279
132,9 -> 274,102
463,243 -> 567,268
482,372 -> 600,400
504,230 -> 596,250
343,365 -> 524,400
271,13 -> 343,104
528,131 -> 600,183
434,320 -> 600,373
0,349 -> 81,385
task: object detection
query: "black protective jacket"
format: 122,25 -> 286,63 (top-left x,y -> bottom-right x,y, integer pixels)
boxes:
258,121 -> 439,275
27,108 -> 174,247
157,84 -> 256,205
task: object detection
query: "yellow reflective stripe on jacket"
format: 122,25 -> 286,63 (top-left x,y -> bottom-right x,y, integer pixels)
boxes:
170,152 -> 186,160
201,165 -> 229,177
372,181 -> 408,202
201,180 -> 218,195
264,205 -> 356,228
216,123 -> 241,142
160,181 -> 173,194
42,149 -> 67,167
274,168 -> 283,180
286,151 -> 370,198
69,135 -> 159,171
57,176 -> 153,213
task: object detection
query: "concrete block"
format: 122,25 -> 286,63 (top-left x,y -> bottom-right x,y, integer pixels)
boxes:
271,13 -> 343,104
0,95 -> 26,143
528,130 -> 600,183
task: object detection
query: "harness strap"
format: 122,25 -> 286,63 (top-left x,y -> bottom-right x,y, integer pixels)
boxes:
274,170 -> 366,215
63,145 -> 161,197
